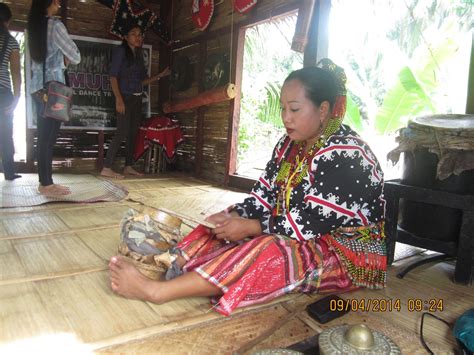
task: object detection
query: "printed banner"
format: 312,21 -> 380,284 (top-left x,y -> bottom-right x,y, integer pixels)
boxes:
26,35 -> 152,130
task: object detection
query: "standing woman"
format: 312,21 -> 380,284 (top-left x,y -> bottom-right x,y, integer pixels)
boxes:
100,25 -> 170,179
0,3 -> 21,181
27,0 -> 80,196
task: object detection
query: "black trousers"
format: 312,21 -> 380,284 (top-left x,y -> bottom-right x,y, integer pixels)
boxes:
0,89 -> 15,179
104,95 -> 142,168
33,95 -> 61,186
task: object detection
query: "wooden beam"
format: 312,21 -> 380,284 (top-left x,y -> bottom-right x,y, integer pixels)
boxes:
172,2 -> 300,52
291,0 -> 316,53
158,0 -> 172,108
226,26 -> 245,184
466,31 -> 474,114
303,0 -> 331,67
60,0 -> 68,28
96,130 -> 105,171
227,174 -> 255,192
26,129 -> 35,172
195,41 -> 208,177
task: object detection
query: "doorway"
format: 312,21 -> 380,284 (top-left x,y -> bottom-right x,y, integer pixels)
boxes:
12,31 -> 26,163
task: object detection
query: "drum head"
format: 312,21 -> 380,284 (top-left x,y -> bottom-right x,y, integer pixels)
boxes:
412,114 -> 474,130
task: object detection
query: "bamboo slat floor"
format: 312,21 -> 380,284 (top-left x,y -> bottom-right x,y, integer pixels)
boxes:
0,173 -> 472,354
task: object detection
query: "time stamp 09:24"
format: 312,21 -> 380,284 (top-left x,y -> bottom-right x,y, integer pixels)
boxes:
329,298 -> 444,313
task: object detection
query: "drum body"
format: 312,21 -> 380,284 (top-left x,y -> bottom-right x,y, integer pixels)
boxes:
398,115 -> 474,243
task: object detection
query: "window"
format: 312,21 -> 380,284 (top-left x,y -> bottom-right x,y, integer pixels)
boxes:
235,14 -> 303,180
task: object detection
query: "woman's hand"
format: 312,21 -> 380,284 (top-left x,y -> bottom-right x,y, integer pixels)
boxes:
212,217 -> 262,243
151,67 -> 171,83
157,66 -> 171,79
115,97 -> 125,114
205,211 -> 232,225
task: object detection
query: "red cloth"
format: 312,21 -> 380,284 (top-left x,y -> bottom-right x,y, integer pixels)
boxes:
234,0 -> 258,14
134,116 -> 184,161
177,225 -> 356,316
191,0 -> 214,31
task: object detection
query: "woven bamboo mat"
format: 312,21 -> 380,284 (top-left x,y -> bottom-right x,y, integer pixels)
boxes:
128,188 -> 248,225
0,175 -> 471,354
0,174 -> 128,208
0,233 -> 106,285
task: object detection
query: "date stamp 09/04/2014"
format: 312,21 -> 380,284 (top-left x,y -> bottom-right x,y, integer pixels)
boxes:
329,298 -> 444,313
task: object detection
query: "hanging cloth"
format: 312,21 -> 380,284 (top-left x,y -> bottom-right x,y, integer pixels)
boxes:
233,0 -> 258,14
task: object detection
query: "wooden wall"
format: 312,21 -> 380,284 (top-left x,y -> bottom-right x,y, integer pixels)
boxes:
170,0 -> 301,184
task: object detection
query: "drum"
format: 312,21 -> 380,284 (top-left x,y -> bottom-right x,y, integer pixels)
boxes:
118,208 -> 183,280
398,114 -> 474,242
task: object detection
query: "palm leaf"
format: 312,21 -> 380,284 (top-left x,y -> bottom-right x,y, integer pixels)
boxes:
375,66 -> 435,134
414,36 -> 459,93
257,82 -> 283,128
343,93 -> 364,133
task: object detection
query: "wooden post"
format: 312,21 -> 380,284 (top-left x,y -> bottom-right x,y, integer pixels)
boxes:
195,41 -> 207,177
97,130 -> 104,171
303,0 -> 331,67
60,0 -> 68,27
291,0 -> 317,53
466,32 -> 474,114
26,129 -> 36,172
158,0 -> 172,109
226,25 -> 245,185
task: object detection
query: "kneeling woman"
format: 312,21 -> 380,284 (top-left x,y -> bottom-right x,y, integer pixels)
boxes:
109,60 -> 386,316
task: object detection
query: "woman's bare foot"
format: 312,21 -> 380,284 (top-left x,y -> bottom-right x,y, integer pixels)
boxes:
109,256 -> 163,302
176,255 -> 187,268
38,184 -> 71,196
100,167 -> 124,179
123,166 -> 144,176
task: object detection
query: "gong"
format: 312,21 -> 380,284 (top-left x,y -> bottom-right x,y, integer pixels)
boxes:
171,56 -> 193,92
202,53 -> 229,91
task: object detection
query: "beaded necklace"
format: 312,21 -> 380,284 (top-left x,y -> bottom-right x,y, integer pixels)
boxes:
274,140 -> 320,215
273,117 -> 342,216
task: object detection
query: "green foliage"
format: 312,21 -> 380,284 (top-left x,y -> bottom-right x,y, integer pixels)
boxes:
375,67 -> 434,134
257,82 -> 283,128
331,0 -> 471,138
374,34 -> 460,134
344,93 -> 364,133
238,124 -> 250,156
237,15 -> 302,175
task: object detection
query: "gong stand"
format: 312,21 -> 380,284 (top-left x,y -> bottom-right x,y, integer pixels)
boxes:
384,179 -> 474,285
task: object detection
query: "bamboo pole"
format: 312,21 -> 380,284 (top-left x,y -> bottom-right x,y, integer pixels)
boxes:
156,207 -> 216,229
